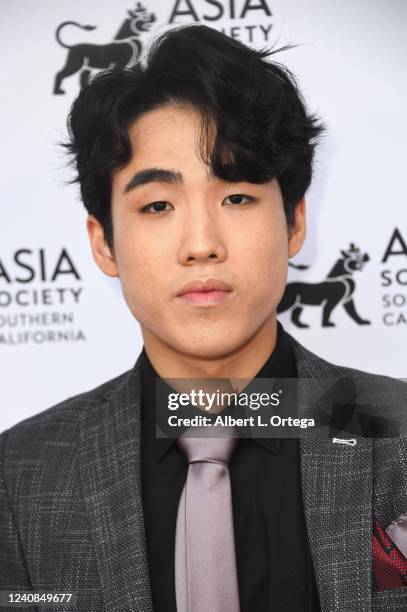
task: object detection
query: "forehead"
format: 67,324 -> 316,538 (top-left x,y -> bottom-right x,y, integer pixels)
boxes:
129,104 -> 205,155
114,104 -> 274,195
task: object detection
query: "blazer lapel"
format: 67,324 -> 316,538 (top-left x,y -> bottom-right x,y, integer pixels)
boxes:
79,355 -> 153,612
291,336 -> 373,612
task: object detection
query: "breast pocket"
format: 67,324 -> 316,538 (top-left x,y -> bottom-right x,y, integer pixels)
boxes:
372,585 -> 407,611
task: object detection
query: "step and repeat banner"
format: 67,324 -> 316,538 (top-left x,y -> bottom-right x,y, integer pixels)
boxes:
1,0 -> 406,431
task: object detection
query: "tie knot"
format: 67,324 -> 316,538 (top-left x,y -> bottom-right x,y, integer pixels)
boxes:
177,426 -> 238,464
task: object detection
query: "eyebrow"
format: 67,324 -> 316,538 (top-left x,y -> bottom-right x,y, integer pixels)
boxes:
123,167 -> 183,194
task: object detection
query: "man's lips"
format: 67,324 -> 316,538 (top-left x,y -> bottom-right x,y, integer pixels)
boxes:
177,290 -> 232,305
175,278 -> 234,306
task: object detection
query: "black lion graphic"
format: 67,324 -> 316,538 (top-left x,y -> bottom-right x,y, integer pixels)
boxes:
278,243 -> 371,328
53,2 -> 156,95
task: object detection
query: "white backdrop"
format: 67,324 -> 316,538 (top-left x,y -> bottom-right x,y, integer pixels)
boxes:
1,0 -> 406,432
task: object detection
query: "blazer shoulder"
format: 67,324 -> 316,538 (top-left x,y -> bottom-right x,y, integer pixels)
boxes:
0,366 -> 135,455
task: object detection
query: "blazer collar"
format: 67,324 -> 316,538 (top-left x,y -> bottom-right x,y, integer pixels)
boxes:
289,333 -> 373,612
79,356 -> 154,612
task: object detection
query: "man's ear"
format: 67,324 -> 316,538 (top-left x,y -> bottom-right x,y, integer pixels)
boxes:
288,198 -> 306,258
86,215 -> 118,277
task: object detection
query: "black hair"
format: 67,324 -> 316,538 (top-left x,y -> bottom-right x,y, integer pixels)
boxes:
65,24 -> 324,248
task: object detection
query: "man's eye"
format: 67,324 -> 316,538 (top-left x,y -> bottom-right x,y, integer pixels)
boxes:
140,201 -> 172,214
224,194 -> 255,206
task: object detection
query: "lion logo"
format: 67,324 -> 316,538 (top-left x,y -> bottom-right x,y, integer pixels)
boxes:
278,243 -> 371,328
53,2 -> 156,95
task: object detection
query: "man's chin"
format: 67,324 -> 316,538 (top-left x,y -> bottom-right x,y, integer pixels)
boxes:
172,335 -> 248,362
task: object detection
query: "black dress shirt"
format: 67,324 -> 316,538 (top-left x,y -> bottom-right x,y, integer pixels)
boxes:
140,321 -> 321,611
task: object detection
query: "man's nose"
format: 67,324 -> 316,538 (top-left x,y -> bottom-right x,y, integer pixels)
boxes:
177,209 -> 227,265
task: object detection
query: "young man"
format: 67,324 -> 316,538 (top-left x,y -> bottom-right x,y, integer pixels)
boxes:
1,25 -> 406,612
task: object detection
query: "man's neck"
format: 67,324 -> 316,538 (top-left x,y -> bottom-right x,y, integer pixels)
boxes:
141,315 -> 278,382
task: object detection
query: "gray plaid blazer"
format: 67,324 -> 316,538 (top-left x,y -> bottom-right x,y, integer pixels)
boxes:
1,333 -> 406,612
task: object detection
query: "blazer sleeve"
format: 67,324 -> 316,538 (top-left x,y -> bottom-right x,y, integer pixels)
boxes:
0,430 -> 32,590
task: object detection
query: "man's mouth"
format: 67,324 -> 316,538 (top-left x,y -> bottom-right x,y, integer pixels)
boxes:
175,278 -> 234,307
177,290 -> 233,306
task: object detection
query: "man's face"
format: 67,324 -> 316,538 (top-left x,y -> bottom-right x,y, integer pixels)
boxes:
88,104 -> 305,360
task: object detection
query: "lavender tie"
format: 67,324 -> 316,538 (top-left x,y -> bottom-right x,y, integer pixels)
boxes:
174,427 -> 241,612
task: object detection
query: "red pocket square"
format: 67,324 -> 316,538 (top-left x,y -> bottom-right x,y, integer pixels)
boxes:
372,517 -> 407,591
386,513 -> 407,559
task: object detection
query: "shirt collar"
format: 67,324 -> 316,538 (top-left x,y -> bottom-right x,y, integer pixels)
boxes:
140,321 -> 296,461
